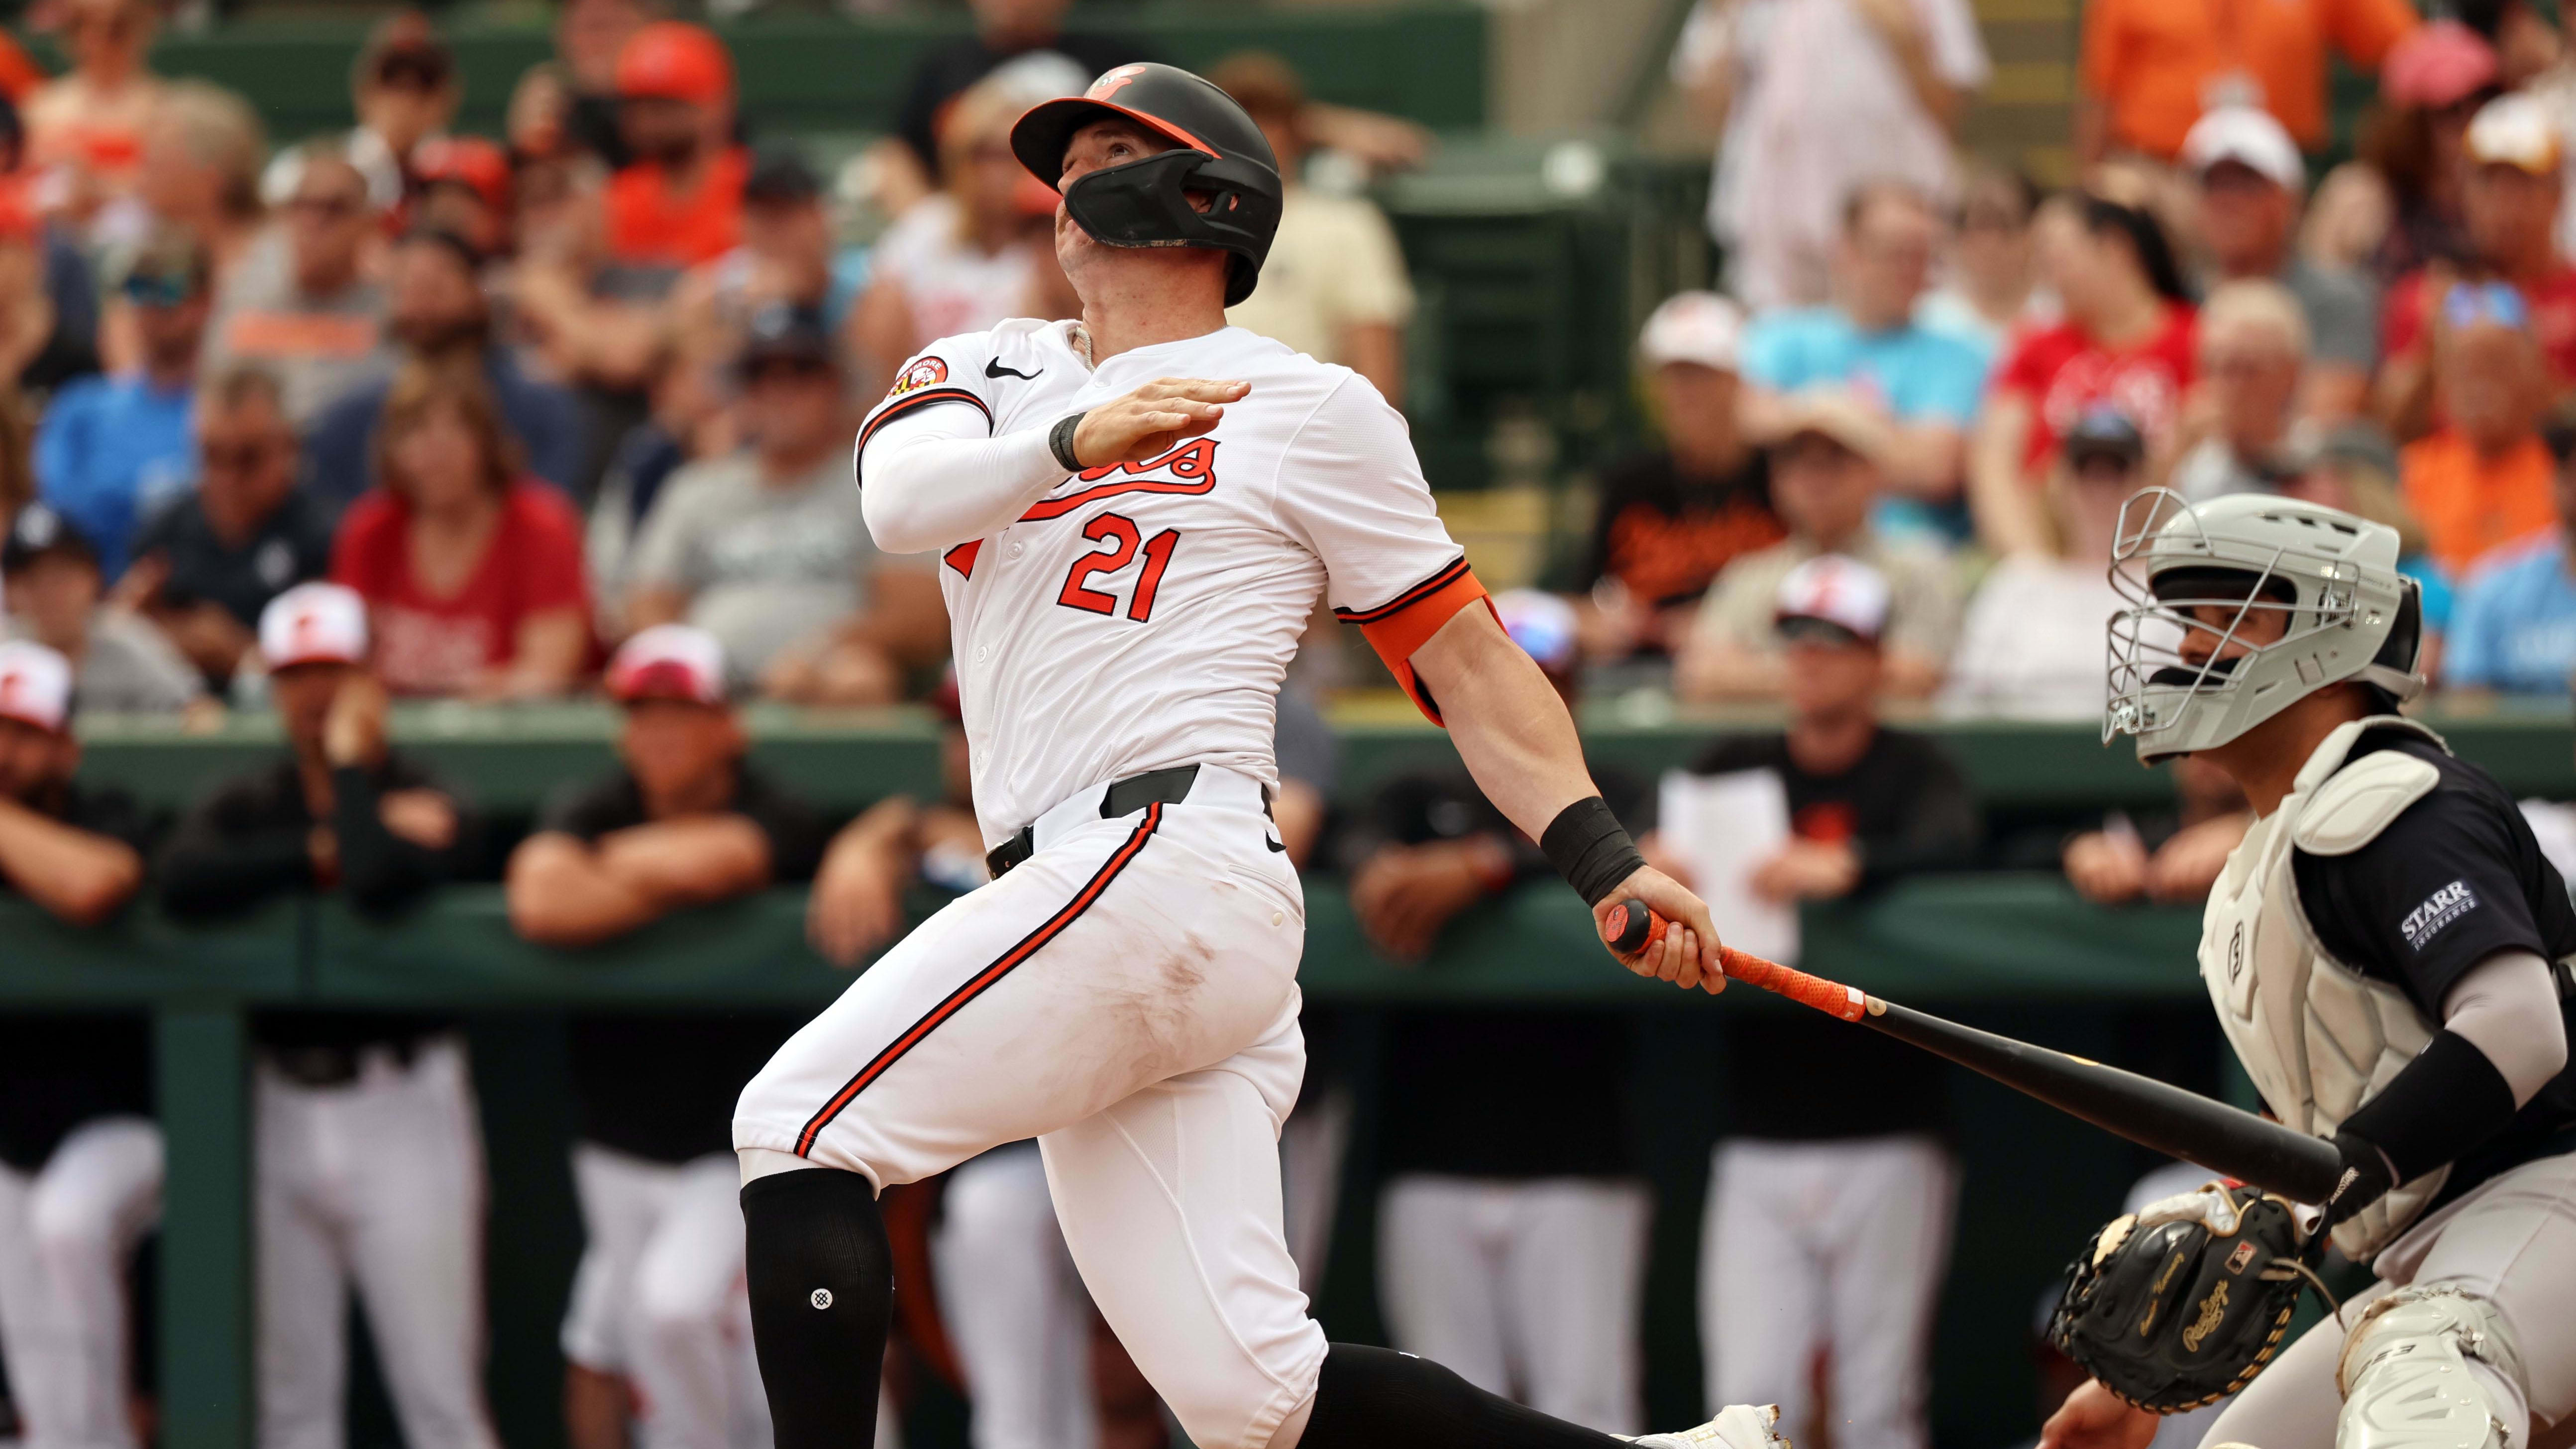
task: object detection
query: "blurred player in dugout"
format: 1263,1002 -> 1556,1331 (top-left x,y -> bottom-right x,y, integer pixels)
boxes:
508,624 -> 904,1449
0,639 -> 159,1449
1645,554 -> 1977,1449
158,581 -> 496,1449
1341,589 -> 1653,1434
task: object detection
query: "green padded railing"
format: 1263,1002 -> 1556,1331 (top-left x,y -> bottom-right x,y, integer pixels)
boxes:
66,700 -> 2576,817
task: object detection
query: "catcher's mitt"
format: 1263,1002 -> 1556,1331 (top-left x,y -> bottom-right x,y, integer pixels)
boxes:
2047,1182 -> 2318,1413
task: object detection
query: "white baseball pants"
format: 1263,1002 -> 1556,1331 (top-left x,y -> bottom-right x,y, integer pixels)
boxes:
1701,1135 -> 1956,1449
254,1035 -> 498,1449
562,1144 -> 770,1449
737,771 -> 1327,1449
1377,1174 -> 1651,1434
0,1116 -> 162,1449
2202,1151 -> 2576,1449
932,1142 -> 1099,1449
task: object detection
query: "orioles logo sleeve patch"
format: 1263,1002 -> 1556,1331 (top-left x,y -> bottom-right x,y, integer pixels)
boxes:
889,356 -> 950,397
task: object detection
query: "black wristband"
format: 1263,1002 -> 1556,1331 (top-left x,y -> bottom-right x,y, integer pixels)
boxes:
1049,413 -> 1086,472
1540,796 -> 1645,906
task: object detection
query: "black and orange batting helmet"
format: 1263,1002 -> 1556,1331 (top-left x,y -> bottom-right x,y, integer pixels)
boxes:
1008,62 -> 1284,306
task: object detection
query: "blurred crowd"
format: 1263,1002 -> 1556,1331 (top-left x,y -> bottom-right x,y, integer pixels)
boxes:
6,0 -> 2576,1447
0,0 -> 1424,727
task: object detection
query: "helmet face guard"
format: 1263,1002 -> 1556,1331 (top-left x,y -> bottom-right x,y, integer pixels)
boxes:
1062,149 -> 1281,305
2104,488 -> 2424,764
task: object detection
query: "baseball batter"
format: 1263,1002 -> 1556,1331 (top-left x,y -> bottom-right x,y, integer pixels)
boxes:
2046,491 -> 2576,1449
731,62 -> 1781,1449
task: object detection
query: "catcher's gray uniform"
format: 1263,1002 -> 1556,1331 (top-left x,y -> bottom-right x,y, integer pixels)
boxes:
2100,493 -> 2576,1449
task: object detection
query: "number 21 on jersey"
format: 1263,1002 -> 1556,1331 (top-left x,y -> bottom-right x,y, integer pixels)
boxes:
1058,514 -> 1180,622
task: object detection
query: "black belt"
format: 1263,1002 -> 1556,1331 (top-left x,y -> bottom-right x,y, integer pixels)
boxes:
986,764 -> 1207,881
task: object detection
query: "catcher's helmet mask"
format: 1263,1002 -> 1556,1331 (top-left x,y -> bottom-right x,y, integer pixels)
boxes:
1010,64 -> 1284,307
2104,489 -> 2425,763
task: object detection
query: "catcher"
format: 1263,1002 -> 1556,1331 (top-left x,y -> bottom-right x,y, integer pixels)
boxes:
2043,491 -> 2576,1449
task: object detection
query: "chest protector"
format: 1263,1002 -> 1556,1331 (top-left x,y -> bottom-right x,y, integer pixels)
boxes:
2201,717 -> 2447,1260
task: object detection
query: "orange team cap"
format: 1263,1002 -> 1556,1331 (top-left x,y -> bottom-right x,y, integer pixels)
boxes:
412,135 -> 513,214
616,22 -> 735,108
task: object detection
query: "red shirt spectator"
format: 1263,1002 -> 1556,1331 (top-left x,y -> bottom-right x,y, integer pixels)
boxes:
1994,306 -> 2198,469
329,363 -> 592,698
2380,95 -> 2576,425
2384,266 -> 2576,381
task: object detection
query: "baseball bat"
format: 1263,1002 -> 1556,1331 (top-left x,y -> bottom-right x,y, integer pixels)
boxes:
1603,901 -> 2346,1205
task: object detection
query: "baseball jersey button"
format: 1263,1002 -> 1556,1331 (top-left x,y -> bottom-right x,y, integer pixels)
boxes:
975,646 -> 990,663
1008,542 -> 1025,559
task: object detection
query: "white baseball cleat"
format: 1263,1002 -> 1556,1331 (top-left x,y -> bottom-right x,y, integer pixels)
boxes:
1624,1403 -> 1791,1449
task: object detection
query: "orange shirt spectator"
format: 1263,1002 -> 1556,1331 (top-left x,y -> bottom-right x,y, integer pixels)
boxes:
2399,281 -> 2558,572
2079,0 -> 2418,158
606,144 -> 746,269
602,22 -> 745,272
329,363 -> 592,698
2401,429 -> 2555,572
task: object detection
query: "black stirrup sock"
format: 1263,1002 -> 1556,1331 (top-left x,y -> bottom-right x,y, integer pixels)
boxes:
742,1167 -> 895,1449
1295,1342 -> 1626,1448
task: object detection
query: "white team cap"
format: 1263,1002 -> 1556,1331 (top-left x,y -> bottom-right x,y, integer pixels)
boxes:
1639,291 -> 1744,373
2181,106 -> 2304,191
607,624 -> 730,706
260,582 -> 370,670
1774,553 -> 1892,646
0,640 -> 73,733
2466,93 -> 2564,175
1493,588 -> 1579,674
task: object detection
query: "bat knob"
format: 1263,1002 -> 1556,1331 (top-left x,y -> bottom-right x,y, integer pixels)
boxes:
1604,899 -> 1667,956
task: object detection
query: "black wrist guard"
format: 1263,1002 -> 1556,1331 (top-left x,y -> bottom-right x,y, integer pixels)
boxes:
2336,1028 -> 2520,1195
1540,796 -> 1644,906
2326,1131 -> 2398,1225
1048,413 -> 1086,472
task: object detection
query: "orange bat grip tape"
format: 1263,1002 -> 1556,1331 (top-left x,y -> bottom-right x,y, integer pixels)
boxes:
1619,907 -> 1871,1023
1719,945 -> 1870,1021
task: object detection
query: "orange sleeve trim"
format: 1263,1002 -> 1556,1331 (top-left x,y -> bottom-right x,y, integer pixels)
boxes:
1348,560 -> 1491,726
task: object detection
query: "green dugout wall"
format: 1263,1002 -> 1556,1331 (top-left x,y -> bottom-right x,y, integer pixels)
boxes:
14,705 -> 2568,1449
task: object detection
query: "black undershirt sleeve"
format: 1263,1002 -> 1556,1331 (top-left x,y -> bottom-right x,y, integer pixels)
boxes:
2292,783 -> 2552,1018
2293,768 -> 2559,1214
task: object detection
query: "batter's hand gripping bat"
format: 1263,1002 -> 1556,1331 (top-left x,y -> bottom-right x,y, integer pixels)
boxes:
1603,901 -> 2346,1205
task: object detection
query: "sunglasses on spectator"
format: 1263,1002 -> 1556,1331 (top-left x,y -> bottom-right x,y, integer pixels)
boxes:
373,51 -> 452,92
201,441 -> 282,473
121,273 -> 198,307
2443,281 -> 2530,332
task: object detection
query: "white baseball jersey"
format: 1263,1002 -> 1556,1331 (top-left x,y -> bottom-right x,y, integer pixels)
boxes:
857,319 -> 1476,845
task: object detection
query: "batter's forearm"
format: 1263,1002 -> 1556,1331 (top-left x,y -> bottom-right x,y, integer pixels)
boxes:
1409,608 -> 1600,842
859,409 -> 1066,554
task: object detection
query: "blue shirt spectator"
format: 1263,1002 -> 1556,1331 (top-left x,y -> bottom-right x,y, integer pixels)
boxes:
1739,183 -> 1995,542
33,230 -> 213,579
2446,533 -> 2576,693
299,229 -> 584,511
35,377 -> 196,581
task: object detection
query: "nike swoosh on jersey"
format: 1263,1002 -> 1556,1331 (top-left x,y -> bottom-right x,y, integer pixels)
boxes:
985,359 -> 1043,380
